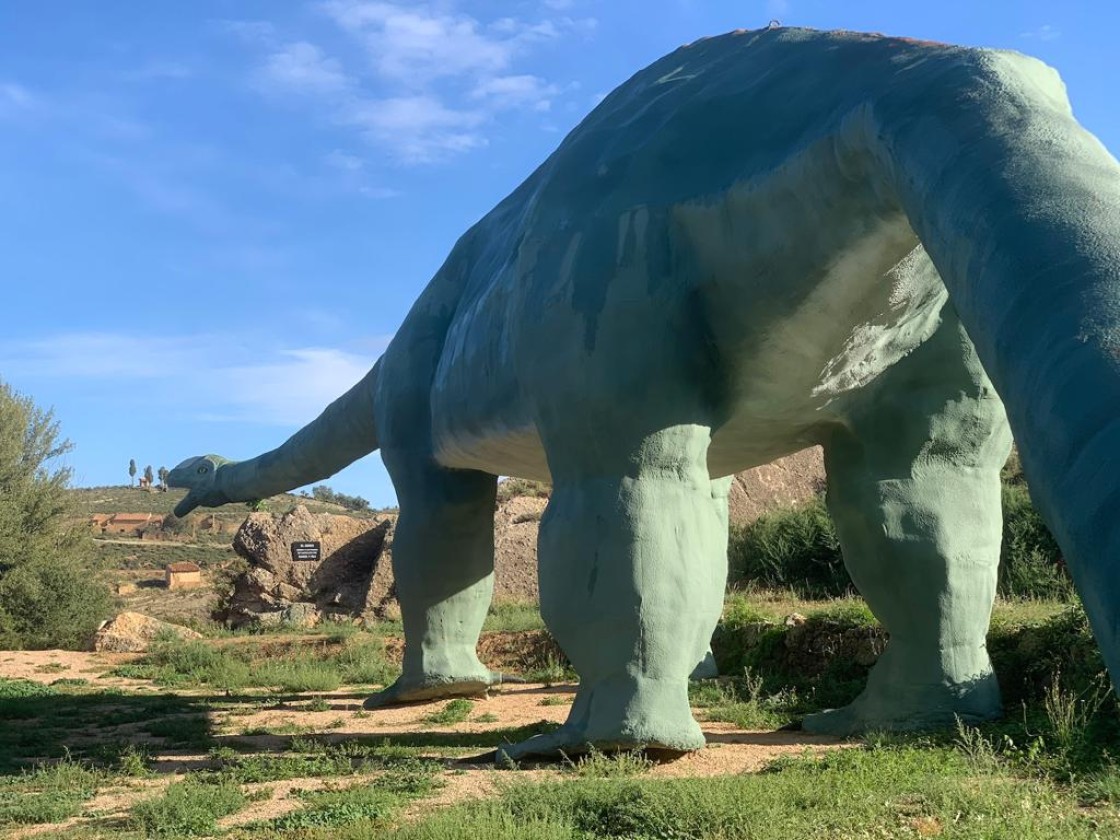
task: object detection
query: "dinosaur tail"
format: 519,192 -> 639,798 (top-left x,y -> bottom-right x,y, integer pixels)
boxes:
872,51 -> 1120,682
223,360 -> 381,501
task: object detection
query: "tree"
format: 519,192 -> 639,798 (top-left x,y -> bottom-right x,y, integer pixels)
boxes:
128,459 -> 137,487
144,465 -> 154,485
158,466 -> 169,489
0,380 -> 112,649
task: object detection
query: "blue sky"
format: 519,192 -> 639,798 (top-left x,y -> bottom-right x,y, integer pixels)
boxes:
1,1 -> 1115,506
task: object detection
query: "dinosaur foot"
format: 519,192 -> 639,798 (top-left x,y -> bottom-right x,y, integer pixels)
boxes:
495,677 -> 707,764
801,672 -> 1002,737
495,723 -> 703,765
363,671 -> 523,709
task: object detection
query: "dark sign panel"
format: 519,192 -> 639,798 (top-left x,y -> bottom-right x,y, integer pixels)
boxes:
290,541 -> 321,562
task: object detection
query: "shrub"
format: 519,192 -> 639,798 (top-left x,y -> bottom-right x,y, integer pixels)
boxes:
311,484 -> 371,511
727,497 -> 848,598
727,481 -> 1071,602
998,483 -> 1071,600
0,380 -> 112,649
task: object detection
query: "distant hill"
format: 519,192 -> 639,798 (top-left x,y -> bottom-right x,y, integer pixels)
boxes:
66,485 -> 394,519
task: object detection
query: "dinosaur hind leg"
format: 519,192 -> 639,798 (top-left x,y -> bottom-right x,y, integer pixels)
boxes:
364,455 -> 502,708
804,305 -> 1012,735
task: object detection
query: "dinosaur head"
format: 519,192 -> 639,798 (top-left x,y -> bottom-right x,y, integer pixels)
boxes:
168,454 -> 235,517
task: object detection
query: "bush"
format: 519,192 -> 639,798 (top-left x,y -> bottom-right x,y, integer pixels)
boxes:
0,380 -> 112,648
311,484 -> 371,511
999,483 -> 1071,600
727,480 -> 1071,602
727,498 -> 848,598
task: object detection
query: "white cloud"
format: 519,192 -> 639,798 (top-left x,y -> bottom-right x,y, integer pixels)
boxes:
1020,24 -> 1060,41
0,82 -> 37,120
343,94 -> 486,162
222,348 -> 373,424
324,149 -> 365,171
0,332 -> 393,426
226,2 -> 593,163
471,74 -> 559,111
323,1 -> 516,83
257,41 -> 351,95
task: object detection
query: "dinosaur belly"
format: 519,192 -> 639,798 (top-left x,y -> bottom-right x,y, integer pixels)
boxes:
707,239 -> 949,476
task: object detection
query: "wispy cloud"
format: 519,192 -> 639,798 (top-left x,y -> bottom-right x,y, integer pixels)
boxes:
766,0 -> 790,19
1020,24 -> 1060,41
256,41 -> 350,95
0,332 -> 393,426
0,81 -> 38,119
225,1 -> 595,163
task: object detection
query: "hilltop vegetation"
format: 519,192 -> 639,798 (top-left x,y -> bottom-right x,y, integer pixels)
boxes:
68,484 -> 395,519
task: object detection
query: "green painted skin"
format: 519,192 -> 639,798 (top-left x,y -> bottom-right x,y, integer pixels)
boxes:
171,28 -> 1120,759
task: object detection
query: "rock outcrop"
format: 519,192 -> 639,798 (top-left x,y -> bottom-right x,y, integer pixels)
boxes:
726,447 -> 825,527
92,611 -> 202,652
225,506 -> 395,627
223,451 -> 823,627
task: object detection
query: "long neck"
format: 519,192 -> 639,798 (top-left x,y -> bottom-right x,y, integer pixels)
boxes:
220,361 -> 381,501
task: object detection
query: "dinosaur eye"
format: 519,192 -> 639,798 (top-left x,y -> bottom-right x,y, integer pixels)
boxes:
197,466 -> 209,475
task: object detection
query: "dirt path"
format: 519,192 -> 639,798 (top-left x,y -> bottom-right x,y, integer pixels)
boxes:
1,650 -> 847,837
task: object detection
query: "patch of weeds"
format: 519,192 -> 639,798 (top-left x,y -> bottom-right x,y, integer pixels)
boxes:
255,658 -> 340,693
566,748 -> 653,778
475,712 -> 500,723
49,678 -> 88,688
267,761 -> 439,830
0,756 -> 102,826
484,601 -> 546,633
306,697 -> 332,713
334,636 -> 399,686
522,654 -> 575,685
699,669 -> 798,729
143,714 -> 214,748
209,748 -> 355,783
34,662 -> 68,674
131,776 -> 246,837
538,695 -> 568,707
424,698 -> 474,725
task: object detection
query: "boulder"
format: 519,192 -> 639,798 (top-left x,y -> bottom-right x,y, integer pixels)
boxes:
226,505 -> 395,627
92,611 -> 202,652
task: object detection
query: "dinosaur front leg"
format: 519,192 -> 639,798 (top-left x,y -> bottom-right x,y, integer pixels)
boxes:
804,306 -> 1012,736
364,456 -> 504,707
500,424 -> 727,760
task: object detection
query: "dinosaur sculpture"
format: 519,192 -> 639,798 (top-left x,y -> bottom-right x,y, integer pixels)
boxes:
170,27 -> 1120,760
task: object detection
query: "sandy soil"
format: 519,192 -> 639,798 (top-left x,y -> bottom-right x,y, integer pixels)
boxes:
2,651 -> 846,837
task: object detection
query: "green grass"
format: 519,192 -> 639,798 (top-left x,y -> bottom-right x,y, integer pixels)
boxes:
108,633 -> 399,693
69,485 -> 392,519
0,756 -> 102,826
384,745 -> 1120,839
484,601 -> 546,633
207,746 -> 356,783
262,761 -> 440,831
93,539 -> 235,570
423,698 -> 475,725
130,777 -> 246,837
689,668 -> 799,730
